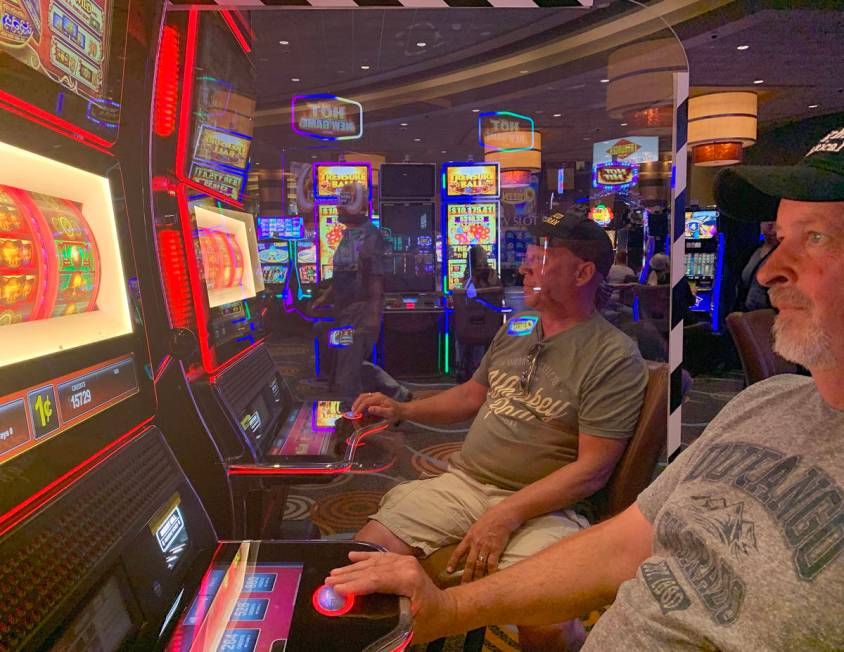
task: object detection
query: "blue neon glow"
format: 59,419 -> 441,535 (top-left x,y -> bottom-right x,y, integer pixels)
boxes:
85,98 -> 120,129
507,315 -> 539,336
478,111 -> 535,153
711,232 -> 726,333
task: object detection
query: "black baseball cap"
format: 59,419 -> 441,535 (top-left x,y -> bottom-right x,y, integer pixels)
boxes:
714,125 -> 844,222
531,207 -> 614,278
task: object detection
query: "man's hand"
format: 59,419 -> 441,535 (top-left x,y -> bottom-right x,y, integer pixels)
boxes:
326,552 -> 455,644
447,505 -> 522,583
352,392 -> 407,422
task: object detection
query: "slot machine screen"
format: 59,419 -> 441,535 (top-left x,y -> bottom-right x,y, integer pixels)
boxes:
685,210 -> 718,240
446,202 -> 498,290
380,203 -> 435,293
314,164 -> 370,201
194,207 -> 258,309
443,163 -> 499,199
257,217 -> 305,240
0,142 -> 140,465
187,14 -> 255,202
380,164 -> 436,200
295,241 -> 317,286
261,265 -> 288,285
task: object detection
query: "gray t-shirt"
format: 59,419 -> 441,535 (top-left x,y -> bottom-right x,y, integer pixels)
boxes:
449,311 -> 647,491
586,375 -> 844,651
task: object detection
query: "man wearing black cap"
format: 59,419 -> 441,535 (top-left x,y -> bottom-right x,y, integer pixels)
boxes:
352,209 -> 648,649
329,128 -> 844,650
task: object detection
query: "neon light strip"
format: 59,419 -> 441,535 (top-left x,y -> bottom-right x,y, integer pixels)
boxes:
0,417 -> 154,538
0,89 -> 114,150
221,10 -> 251,54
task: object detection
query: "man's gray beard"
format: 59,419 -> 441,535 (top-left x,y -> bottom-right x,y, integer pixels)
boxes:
772,316 -> 834,369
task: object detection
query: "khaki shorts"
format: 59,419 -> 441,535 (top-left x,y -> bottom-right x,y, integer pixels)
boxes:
369,466 -> 590,567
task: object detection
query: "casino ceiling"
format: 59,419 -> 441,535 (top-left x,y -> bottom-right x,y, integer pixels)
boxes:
232,0 -> 844,166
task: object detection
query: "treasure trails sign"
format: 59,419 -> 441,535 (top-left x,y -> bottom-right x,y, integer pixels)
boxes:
292,94 -> 363,141
479,111 -> 535,152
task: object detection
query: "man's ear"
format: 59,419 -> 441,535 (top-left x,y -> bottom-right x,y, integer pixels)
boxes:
575,261 -> 597,287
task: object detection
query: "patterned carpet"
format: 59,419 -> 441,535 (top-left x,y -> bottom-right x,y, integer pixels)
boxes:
265,332 -> 741,650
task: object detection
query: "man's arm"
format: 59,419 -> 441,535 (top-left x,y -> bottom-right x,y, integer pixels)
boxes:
327,503 -> 654,643
352,379 -> 488,425
447,433 -> 628,579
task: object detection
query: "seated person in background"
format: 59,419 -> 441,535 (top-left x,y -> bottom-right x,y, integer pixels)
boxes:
736,220 -> 778,312
352,210 -> 648,650
328,127 -> 844,651
606,251 -> 637,285
645,252 -> 670,286
462,244 -> 501,292
311,183 -> 385,397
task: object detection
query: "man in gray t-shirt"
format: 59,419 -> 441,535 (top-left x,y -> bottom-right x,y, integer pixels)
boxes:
328,126 -> 844,650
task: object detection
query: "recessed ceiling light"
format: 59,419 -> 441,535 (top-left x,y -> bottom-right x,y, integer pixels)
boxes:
600,78 -> 610,83
360,65 -> 370,70
519,70 -> 529,74
753,79 -> 764,84
311,155 -> 317,159
552,113 -> 562,117
416,42 -> 427,47
291,77 -> 300,82
400,122 -> 408,127
413,138 -> 422,142
809,104 -> 819,109
279,40 -> 289,45
620,122 -> 628,126
441,150 -> 447,154
736,44 -> 749,50
471,108 -> 480,113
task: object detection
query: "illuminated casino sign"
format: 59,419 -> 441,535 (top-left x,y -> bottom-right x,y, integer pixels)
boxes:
592,136 -> 659,166
479,111 -> 535,152
292,94 -> 363,141
593,162 -> 639,191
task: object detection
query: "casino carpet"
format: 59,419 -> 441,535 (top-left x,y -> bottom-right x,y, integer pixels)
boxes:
265,332 -> 716,650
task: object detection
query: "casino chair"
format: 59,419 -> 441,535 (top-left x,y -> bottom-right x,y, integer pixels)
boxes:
451,287 -> 505,382
419,362 -> 671,651
726,309 -> 797,386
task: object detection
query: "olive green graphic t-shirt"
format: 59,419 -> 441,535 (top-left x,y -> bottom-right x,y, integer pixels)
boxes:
450,311 -> 648,491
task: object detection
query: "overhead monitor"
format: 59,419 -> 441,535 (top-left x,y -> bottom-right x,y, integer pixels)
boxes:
442,163 -> 500,200
685,210 -> 718,240
379,164 -> 436,200
194,207 -> 258,308
380,203 -> 436,293
0,141 -> 132,369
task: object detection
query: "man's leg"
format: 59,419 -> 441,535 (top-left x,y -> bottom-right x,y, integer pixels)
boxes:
494,509 -> 591,651
355,520 -> 420,556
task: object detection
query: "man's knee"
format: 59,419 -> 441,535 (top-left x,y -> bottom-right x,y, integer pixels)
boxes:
518,620 -> 585,652
355,519 -> 421,557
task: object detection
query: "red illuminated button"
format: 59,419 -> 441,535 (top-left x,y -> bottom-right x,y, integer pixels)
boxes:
342,411 -> 363,420
312,584 -> 355,616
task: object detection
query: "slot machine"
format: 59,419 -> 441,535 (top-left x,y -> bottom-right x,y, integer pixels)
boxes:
256,216 -> 303,304
148,11 -> 392,540
441,162 -> 501,373
378,163 -> 442,378
684,207 -> 724,331
0,3 -> 411,650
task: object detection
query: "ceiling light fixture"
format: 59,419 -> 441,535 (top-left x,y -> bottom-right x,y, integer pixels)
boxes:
620,122 -> 628,126
416,42 -> 427,47
471,108 -> 480,113
808,104 -> 819,109
360,65 -> 370,70
279,40 -> 289,45
736,45 -> 749,51
413,138 -> 422,142
400,122 -> 408,127
291,78 -> 300,82
441,150 -> 447,154
600,78 -> 610,83
519,70 -> 529,74
753,79 -> 764,84
552,113 -> 562,117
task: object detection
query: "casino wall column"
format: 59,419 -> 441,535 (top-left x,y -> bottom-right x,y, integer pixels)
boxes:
668,72 -> 689,461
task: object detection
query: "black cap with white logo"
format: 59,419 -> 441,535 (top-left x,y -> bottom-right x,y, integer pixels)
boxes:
714,126 -> 844,222
531,207 -> 614,278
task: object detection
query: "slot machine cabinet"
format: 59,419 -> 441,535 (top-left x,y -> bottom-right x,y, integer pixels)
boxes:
149,11 -> 393,540
684,207 -> 725,331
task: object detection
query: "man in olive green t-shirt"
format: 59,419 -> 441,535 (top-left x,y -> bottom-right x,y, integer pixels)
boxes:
353,209 -> 648,650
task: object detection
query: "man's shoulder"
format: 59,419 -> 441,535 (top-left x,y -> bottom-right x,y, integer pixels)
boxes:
721,374 -> 816,414
585,313 -> 643,361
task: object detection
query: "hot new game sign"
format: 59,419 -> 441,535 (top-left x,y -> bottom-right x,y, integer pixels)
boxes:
479,111 -> 535,152
292,94 -> 363,141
